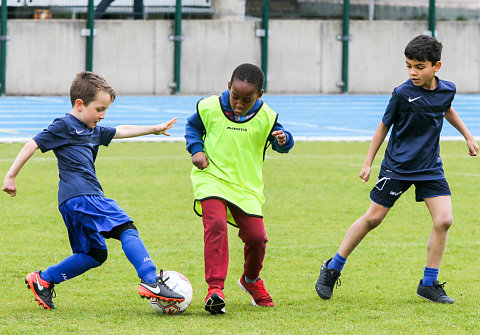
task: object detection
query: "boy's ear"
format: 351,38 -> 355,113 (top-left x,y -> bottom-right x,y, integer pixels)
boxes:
228,81 -> 232,90
256,89 -> 264,100
75,99 -> 84,112
433,60 -> 442,72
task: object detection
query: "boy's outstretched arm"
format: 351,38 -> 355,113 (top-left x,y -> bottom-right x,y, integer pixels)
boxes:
359,121 -> 390,183
2,139 -> 39,197
445,107 -> 478,156
114,117 -> 177,139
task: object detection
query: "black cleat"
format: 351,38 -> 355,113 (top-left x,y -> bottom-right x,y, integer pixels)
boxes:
417,280 -> 454,304
25,271 -> 56,310
138,270 -> 185,302
315,258 -> 341,300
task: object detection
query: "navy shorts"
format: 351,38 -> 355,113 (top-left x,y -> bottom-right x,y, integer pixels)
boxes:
59,195 -> 132,254
370,175 -> 451,208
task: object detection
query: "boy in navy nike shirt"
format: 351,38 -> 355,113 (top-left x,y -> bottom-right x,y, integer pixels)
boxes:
2,72 -> 184,310
315,35 -> 478,303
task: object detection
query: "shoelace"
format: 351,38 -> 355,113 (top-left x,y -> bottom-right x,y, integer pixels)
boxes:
155,269 -> 177,294
158,269 -> 168,285
50,285 -> 57,299
322,269 -> 341,288
334,277 -> 342,289
42,282 -> 56,299
432,281 -> 447,294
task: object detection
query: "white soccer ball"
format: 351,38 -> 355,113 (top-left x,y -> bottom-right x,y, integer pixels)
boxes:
149,271 -> 193,315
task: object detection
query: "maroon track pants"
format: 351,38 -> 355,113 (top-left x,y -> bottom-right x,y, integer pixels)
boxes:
201,198 -> 268,289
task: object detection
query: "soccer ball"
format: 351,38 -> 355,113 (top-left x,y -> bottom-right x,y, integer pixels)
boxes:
149,271 -> 193,315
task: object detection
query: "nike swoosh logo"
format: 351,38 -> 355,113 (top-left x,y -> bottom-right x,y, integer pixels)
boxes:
36,274 -> 44,290
408,96 -> 421,102
142,283 -> 160,294
76,129 -> 85,134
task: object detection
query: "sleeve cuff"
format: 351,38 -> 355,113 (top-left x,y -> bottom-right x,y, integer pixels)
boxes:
190,143 -> 204,156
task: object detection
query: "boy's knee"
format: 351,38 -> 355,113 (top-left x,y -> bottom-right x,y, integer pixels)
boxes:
87,248 -> 108,265
364,215 -> 384,230
103,222 -> 138,240
434,215 -> 453,230
243,230 -> 268,247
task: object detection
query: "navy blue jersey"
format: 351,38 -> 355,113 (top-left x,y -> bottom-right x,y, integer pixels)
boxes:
33,114 -> 116,205
381,78 -> 456,180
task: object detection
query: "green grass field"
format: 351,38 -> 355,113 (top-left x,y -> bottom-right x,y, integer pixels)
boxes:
0,141 -> 479,334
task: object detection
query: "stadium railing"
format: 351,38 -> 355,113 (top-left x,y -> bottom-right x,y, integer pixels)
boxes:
7,0 -> 213,19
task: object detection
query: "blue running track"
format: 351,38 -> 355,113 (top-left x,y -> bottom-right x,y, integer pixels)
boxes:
0,95 -> 479,142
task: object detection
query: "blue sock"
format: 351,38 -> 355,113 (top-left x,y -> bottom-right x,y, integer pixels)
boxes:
327,252 -> 347,272
120,229 -> 157,283
41,253 -> 102,284
422,267 -> 439,286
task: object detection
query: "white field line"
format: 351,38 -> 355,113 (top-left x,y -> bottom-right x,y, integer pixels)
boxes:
0,136 -> 477,143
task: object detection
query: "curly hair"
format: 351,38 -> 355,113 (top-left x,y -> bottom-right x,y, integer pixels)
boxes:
230,63 -> 264,92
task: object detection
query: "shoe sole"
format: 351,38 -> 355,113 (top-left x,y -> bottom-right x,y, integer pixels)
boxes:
204,293 -> 226,315
25,275 -> 53,310
237,279 -> 275,307
315,284 -> 333,300
138,285 -> 184,302
416,293 -> 454,304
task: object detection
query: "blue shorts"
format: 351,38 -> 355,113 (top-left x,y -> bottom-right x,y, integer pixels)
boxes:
370,175 -> 451,208
59,195 -> 132,254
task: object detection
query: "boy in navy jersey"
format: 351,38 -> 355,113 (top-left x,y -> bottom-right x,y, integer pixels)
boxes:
2,72 -> 184,310
315,35 -> 478,304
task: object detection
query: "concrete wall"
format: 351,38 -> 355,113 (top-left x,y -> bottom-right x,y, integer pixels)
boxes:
4,19 -> 480,95
7,20 -> 85,95
349,21 -> 480,94
93,21 -> 174,95
211,0 -> 245,20
180,20 -> 260,94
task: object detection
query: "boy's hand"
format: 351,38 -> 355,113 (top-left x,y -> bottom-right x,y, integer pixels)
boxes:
152,117 -> 177,136
2,176 -> 17,197
271,130 -> 287,146
359,165 -> 371,183
467,138 -> 479,156
192,151 -> 209,170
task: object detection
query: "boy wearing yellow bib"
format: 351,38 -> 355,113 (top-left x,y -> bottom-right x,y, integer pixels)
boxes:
185,63 -> 294,314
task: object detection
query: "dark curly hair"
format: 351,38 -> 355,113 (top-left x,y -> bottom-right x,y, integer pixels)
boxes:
230,63 -> 264,92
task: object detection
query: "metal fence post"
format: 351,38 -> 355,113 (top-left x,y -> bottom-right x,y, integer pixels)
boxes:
336,0 -> 350,93
172,0 -> 182,94
428,0 -> 436,37
261,0 -> 269,92
85,0 -> 95,71
0,0 -> 8,96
